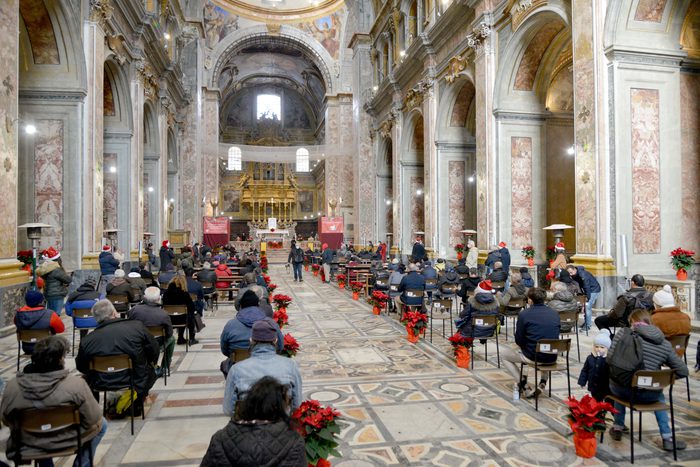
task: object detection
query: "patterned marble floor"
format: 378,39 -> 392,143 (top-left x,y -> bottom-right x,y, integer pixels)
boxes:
1,265 -> 699,466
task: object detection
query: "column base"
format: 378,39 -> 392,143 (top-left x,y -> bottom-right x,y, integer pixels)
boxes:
0,260 -> 31,287
0,260 -> 31,334
81,253 -> 101,270
570,254 -> 617,277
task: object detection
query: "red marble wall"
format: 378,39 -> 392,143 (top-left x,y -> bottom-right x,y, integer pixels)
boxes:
511,137 -> 532,250
448,161 -> 465,248
34,120 -> 63,249
103,153 -> 117,230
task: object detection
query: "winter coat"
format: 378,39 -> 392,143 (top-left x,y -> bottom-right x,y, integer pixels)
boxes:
179,252 -> 194,270
422,266 -> 438,281
578,354 -> 610,401
487,268 -> 508,283
76,318 -> 159,396
159,246 -> 175,271
65,300 -> 99,329
1,368 -> 102,460
485,250 -> 501,269
36,261 -> 71,298
515,304 -> 560,363
220,307 -> 283,357
411,242 -> 426,262
14,306 -> 65,354
572,266 -> 601,299
520,271 -> 535,288
499,247 -> 511,271
106,278 -> 141,309
321,248 -> 334,264
551,253 -> 567,271
201,420 -> 306,467
234,285 -> 270,314
500,284 -> 528,307
547,290 -> 579,333
466,247 -> 479,269
163,283 -> 195,314
197,269 -> 218,287
651,306 -> 691,338
158,270 -> 176,286
605,287 -> 654,327
67,284 -> 100,303
438,271 -> 460,291
127,276 -> 148,295
458,293 -> 499,338
215,263 -> 234,289
398,271 -> 426,305
98,251 -> 120,275
458,276 -> 482,302
455,263 -> 470,275
128,303 -> 173,339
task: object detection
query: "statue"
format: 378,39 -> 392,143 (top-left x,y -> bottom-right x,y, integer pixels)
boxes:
287,173 -> 298,190
237,172 -> 251,189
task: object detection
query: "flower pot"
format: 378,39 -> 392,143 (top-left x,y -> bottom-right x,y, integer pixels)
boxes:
338,282 -> 345,289
372,305 -> 381,315
527,258 -> 534,267
457,251 -> 463,260
352,292 -> 359,300
676,269 -> 688,281
277,307 -> 286,314
406,327 -> 420,343
455,346 -> 470,368
304,265 -> 309,271
573,431 -> 597,458
309,459 -> 331,467
313,270 -> 319,277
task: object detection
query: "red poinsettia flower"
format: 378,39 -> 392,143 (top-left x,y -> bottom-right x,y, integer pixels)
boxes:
281,333 -> 300,357
272,294 -> 293,309
349,281 -> 365,293
273,309 -> 289,328
267,283 -> 277,294
565,395 -> 617,435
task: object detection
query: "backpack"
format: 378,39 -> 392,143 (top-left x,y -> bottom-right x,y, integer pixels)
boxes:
621,291 -> 653,326
293,248 -> 304,263
606,327 -> 644,386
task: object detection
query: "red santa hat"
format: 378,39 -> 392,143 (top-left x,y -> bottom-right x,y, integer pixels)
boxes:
555,242 -> 566,250
475,280 -> 494,295
42,246 -> 60,261
102,245 -> 111,252
498,242 -> 506,248
162,240 -> 169,248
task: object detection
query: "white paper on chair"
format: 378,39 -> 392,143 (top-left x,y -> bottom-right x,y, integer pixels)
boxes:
475,319 -> 484,325
637,376 -> 652,387
540,343 -> 550,352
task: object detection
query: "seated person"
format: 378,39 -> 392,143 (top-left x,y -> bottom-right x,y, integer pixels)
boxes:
157,263 -> 177,288
129,287 -> 174,373
595,274 -> 653,331
1,336 -> 107,467
487,261 -> 508,284
650,285 -> 691,338
66,277 -> 100,304
184,268 -> 205,315
454,258 -> 470,276
546,281 -> 579,333
434,258 -> 446,273
202,376 -> 305,467
457,280 -> 499,339
76,300 -> 159,400
235,273 -> 267,310
395,263 -> 426,311
457,268 -> 482,304
421,261 -> 438,281
127,269 -> 148,296
106,269 -> 141,311
15,290 -> 65,354
138,262 -> 157,287
519,267 -> 535,288
196,262 -> 218,294
65,277 -> 100,337
498,272 -> 528,307
215,262 -> 234,290
163,272 -> 198,345
437,269 -> 460,296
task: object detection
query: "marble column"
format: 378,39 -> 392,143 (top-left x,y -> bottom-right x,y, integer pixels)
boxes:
180,96 -> 203,240
421,80 -> 438,254
350,34 -> 376,243
129,76 -> 145,254
390,112 -> 403,252
202,89 -> 220,228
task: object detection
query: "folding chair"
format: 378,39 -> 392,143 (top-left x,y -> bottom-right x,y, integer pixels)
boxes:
603,369 -> 677,463
402,289 -> 425,315
147,326 -> 170,386
89,354 -> 142,435
439,283 -> 460,316
106,294 -> 130,318
16,328 -> 51,371
388,284 -> 400,313
666,334 -> 691,402
164,304 -> 190,352
200,282 -> 218,311
424,278 -> 438,303
559,309 -> 581,362
429,299 -> 453,342
470,314 -> 500,369
519,338 -> 572,411
12,403 -> 92,467
501,297 -> 525,341
70,306 -> 98,356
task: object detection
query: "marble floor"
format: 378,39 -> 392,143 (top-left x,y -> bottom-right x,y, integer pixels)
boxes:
1,265 -> 699,466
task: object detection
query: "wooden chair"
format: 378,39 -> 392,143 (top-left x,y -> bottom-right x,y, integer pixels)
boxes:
402,289 -> 425,314
603,369 -> 678,463
666,334 -> 691,402
16,328 -> 51,371
89,354 -> 141,435
501,297 -> 526,341
519,338 -> 572,411
106,294 -> 130,318
559,310 -> 581,362
200,281 -> 218,311
230,348 -> 251,364
470,314 -> 501,369
147,326 -> 169,386
491,281 -> 506,293
429,299 -> 453,343
164,304 -> 189,352
71,306 -> 98,356
12,404 -> 92,467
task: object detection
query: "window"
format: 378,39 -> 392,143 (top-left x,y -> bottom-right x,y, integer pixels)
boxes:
296,148 -> 309,172
228,146 -> 242,171
257,94 -> 281,120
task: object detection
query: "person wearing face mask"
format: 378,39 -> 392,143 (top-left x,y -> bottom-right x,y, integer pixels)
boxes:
577,330 -> 611,402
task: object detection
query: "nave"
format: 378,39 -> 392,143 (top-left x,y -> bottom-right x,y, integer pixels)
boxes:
1,265 -> 699,466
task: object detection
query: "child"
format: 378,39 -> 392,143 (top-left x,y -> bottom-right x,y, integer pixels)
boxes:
520,267 -> 535,288
577,330 -> 611,401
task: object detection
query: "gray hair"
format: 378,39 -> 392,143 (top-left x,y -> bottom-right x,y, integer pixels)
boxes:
510,272 -> 521,284
408,263 -> 419,272
92,299 -> 117,323
243,272 -> 257,285
494,261 -> 503,269
143,286 -> 161,304
551,281 -> 568,293
248,284 -> 266,301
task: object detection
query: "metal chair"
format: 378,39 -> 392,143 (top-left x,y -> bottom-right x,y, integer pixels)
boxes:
429,299 -> 453,342
388,284 -> 400,313
470,314 -> 500,369
106,294 -> 130,318
402,289 -> 425,315
164,304 -> 189,352
559,309 -> 581,362
603,369 -> 677,463
16,328 -> 51,371
200,281 -> 218,311
501,297 -> 526,341
491,281 -> 506,293
666,334 -> 691,402
519,338 -> 572,411
439,283 -> 460,315
424,278 -> 438,303
147,326 -> 170,386
12,403 -> 93,466
70,305 -> 98,356
89,354 -> 141,435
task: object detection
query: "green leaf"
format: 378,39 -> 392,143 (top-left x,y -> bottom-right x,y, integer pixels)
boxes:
330,448 -> 342,457
305,443 -> 317,457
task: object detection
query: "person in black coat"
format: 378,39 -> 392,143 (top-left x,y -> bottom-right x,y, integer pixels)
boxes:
201,376 -> 305,467
566,264 -> 601,330
159,240 -> 175,272
498,242 -> 511,272
411,238 -> 426,263
66,278 -> 100,303
484,246 -> 502,274
163,273 -> 197,345
76,300 -> 159,398
578,331 -> 611,402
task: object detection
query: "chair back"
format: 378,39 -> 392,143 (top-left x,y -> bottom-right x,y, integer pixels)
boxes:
89,354 -> 132,373
200,282 -> 214,289
231,348 -> 250,363
631,369 -> 675,390
458,274 -> 469,281
491,281 -> 506,291
472,314 -> 499,327
575,295 -> 587,306
17,328 -> 51,344
17,404 -> 80,434
666,334 -> 690,358
441,283 -> 459,295
389,284 -> 400,292
405,289 -> 424,299
425,278 -> 438,288
73,307 -> 94,319
164,304 -> 188,316
432,299 -> 453,310
375,278 -> 389,288
535,338 -> 571,357
558,310 -> 578,330
106,294 -> 129,307
147,326 -> 166,339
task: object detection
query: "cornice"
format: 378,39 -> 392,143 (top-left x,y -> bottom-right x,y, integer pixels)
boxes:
19,89 -> 88,101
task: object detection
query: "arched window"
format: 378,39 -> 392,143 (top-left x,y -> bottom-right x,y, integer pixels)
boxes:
296,148 -> 309,172
228,146 -> 242,171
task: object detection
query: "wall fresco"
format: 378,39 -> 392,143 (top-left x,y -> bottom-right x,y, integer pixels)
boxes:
34,119 -> 64,250
514,22 -> 565,91
681,73 -> 700,254
19,0 -> 59,65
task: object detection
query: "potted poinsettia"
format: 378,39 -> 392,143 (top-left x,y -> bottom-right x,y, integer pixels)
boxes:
400,310 -> 428,343
260,254 -> 269,273
281,333 -> 300,357
272,294 -> 292,312
454,244 -> 465,260
670,247 -> 695,281
291,400 -> 342,467
262,274 -> 272,285
336,273 -> 347,289
267,283 -> 278,294
367,291 -> 388,315
565,395 -> 616,458
273,308 -> 289,329
312,263 -> 321,276
545,246 -> 556,266
448,332 -> 473,368
349,281 -> 364,300
521,245 -> 535,266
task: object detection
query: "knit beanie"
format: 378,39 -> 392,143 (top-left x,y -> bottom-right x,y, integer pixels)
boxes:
593,330 -> 612,349
25,290 -> 44,307
251,319 -> 277,342
239,290 -> 260,309
653,285 -> 675,308
114,269 -> 125,278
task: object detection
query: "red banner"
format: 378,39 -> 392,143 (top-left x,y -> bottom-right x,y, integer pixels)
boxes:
319,216 -> 343,234
203,217 -> 230,235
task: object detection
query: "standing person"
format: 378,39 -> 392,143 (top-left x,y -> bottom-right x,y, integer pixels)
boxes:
1,336 -> 107,467
550,242 -> 567,275
498,242 -> 511,274
159,240 -> 175,272
36,247 -> 72,315
287,241 -> 305,282
411,237 -> 426,263
465,240 -> 479,270
577,331 -> 611,402
606,310 -> 687,450
15,291 -> 65,355
484,245 -> 501,275
566,264 -> 601,331
163,272 -> 198,345
98,244 -> 120,293
321,243 -> 333,283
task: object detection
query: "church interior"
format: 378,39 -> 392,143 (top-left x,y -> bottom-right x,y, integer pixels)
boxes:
0,0 -> 699,465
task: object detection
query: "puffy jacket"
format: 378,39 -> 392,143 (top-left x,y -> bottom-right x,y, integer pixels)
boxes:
106,278 -> 141,307
1,369 -> 102,460
500,283 -> 528,307
98,251 -> 119,275
458,276 -> 482,302
609,324 -> 688,379
499,247 -> 511,271
650,306 -> 691,338
179,252 -> 194,270
411,242 -> 426,262
215,263 -> 233,289
220,307 -> 283,357
36,261 -> 71,298
15,306 -> 65,353
487,268 -> 508,283
485,250 -> 501,269
159,246 -> 175,271
573,266 -> 601,299
458,293 -> 499,338
398,272 -> 426,305
67,284 -> 100,303
201,420 -> 306,467
76,318 -> 159,396
197,269 -> 217,287
547,290 -> 579,333
520,271 -> 535,288
515,304 -> 561,363
422,266 -> 438,281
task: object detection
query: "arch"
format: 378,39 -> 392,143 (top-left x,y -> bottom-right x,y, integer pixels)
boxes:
296,147 -> 310,172
375,136 -> 394,245
207,25 -> 337,94
436,76 -> 476,143
103,60 -> 133,132
143,100 -> 160,159
400,109 -> 424,164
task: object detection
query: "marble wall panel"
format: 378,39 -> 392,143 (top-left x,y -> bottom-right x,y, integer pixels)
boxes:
339,100 -> 354,205
409,176 -> 424,236
634,0 -> 668,22
181,104 -> 198,236
448,161 -> 465,248
34,120 -> 64,249
450,82 -> 474,128
143,172 -> 150,232
630,88 -> 661,254
514,22 -> 565,91
511,137 -> 532,250
18,0 -> 59,65
103,153 -> 117,230
385,183 -> 393,236
0,0 -> 19,258
680,73 -> 700,254
475,58 -> 488,249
